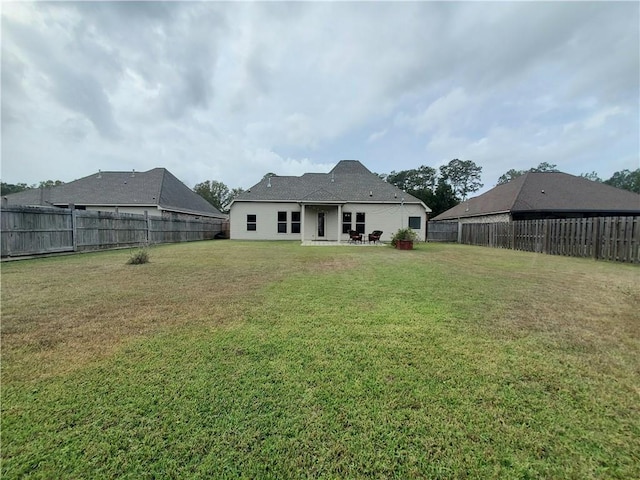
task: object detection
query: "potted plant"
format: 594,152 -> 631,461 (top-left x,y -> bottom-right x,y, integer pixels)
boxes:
391,227 -> 418,250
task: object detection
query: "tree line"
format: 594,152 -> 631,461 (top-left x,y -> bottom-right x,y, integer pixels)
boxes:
2,164 -> 637,217
1,180 -> 64,195
377,159 -> 481,217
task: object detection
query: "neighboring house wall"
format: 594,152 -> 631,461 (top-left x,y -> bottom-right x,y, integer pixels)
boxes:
86,205 -> 217,220
457,213 -> 511,224
84,206 -> 162,216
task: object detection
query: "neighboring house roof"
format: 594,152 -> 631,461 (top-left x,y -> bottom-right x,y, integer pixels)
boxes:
232,160 -> 431,210
432,172 -> 640,221
3,168 -> 226,218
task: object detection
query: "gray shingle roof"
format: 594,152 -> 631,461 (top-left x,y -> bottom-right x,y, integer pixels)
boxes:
3,168 -> 225,218
432,172 -> 640,220
233,160 -> 430,210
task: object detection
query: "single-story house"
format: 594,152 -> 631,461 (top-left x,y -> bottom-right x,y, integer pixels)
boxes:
229,160 -> 431,243
431,171 -> 640,224
3,168 -> 226,220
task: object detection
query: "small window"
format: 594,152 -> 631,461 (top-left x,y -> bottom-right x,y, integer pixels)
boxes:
277,211 -> 287,233
408,216 -> 421,229
291,211 -> 301,234
342,212 -> 352,234
247,214 -> 257,231
355,212 -> 365,234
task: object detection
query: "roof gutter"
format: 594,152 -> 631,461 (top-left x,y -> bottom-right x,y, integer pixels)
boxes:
158,205 -> 227,218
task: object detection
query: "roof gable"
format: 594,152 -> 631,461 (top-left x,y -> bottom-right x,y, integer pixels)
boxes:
301,187 -> 340,202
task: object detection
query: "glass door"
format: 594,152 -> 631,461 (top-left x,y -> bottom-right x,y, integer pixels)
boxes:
317,212 -> 325,238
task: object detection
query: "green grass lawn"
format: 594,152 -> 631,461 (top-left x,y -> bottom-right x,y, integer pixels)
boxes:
2,241 -> 639,479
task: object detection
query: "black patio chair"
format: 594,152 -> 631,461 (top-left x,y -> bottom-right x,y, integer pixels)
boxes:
368,230 -> 383,244
349,230 -> 363,243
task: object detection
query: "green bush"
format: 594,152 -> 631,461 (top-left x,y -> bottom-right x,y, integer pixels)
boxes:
390,227 -> 418,247
127,248 -> 150,265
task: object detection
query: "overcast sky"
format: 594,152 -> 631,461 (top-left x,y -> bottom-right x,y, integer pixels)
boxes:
2,1 -> 638,194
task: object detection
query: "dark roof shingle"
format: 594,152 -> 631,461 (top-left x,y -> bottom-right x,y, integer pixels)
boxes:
233,160 -> 429,209
432,172 -> 640,220
4,168 -> 225,218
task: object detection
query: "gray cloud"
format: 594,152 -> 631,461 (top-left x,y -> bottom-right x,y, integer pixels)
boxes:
52,69 -> 120,139
2,11 -> 120,138
1,1 -> 637,191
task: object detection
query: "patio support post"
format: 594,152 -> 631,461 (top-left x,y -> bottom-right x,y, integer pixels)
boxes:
337,204 -> 342,244
300,203 -> 306,242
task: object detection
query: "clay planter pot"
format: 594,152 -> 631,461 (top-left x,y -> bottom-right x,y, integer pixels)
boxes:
396,240 -> 414,250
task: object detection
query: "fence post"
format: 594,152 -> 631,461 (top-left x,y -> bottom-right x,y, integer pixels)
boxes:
70,203 -> 78,252
510,221 -> 515,250
631,217 -> 640,263
592,217 -> 601,260
145,211 -> 151,245
1,201 -> 11,256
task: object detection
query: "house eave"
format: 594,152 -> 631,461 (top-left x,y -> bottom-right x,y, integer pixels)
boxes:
232,198 -> 428,207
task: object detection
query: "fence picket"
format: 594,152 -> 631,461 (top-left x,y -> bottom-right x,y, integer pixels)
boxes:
427,222 -> 459,242
1,206 -> 226,257
459,216 -> 638,263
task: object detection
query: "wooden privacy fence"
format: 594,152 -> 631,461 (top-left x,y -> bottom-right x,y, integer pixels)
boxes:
460,216 -> 640,263
1,205 -> 226,258
427,221 -> 458,242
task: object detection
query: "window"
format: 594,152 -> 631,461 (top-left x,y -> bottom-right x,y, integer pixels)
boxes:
277,211 -> 287,233
355,212 -> 365,234
342,212 -> 352,234
247,214 -> 257,231
408,216 -> 421,229
291,211 -> 301,234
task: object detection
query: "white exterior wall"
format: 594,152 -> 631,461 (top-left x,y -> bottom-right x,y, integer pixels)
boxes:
230,202 -> 302,240
339,203 -> 427,242
230,201 -> 428,242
